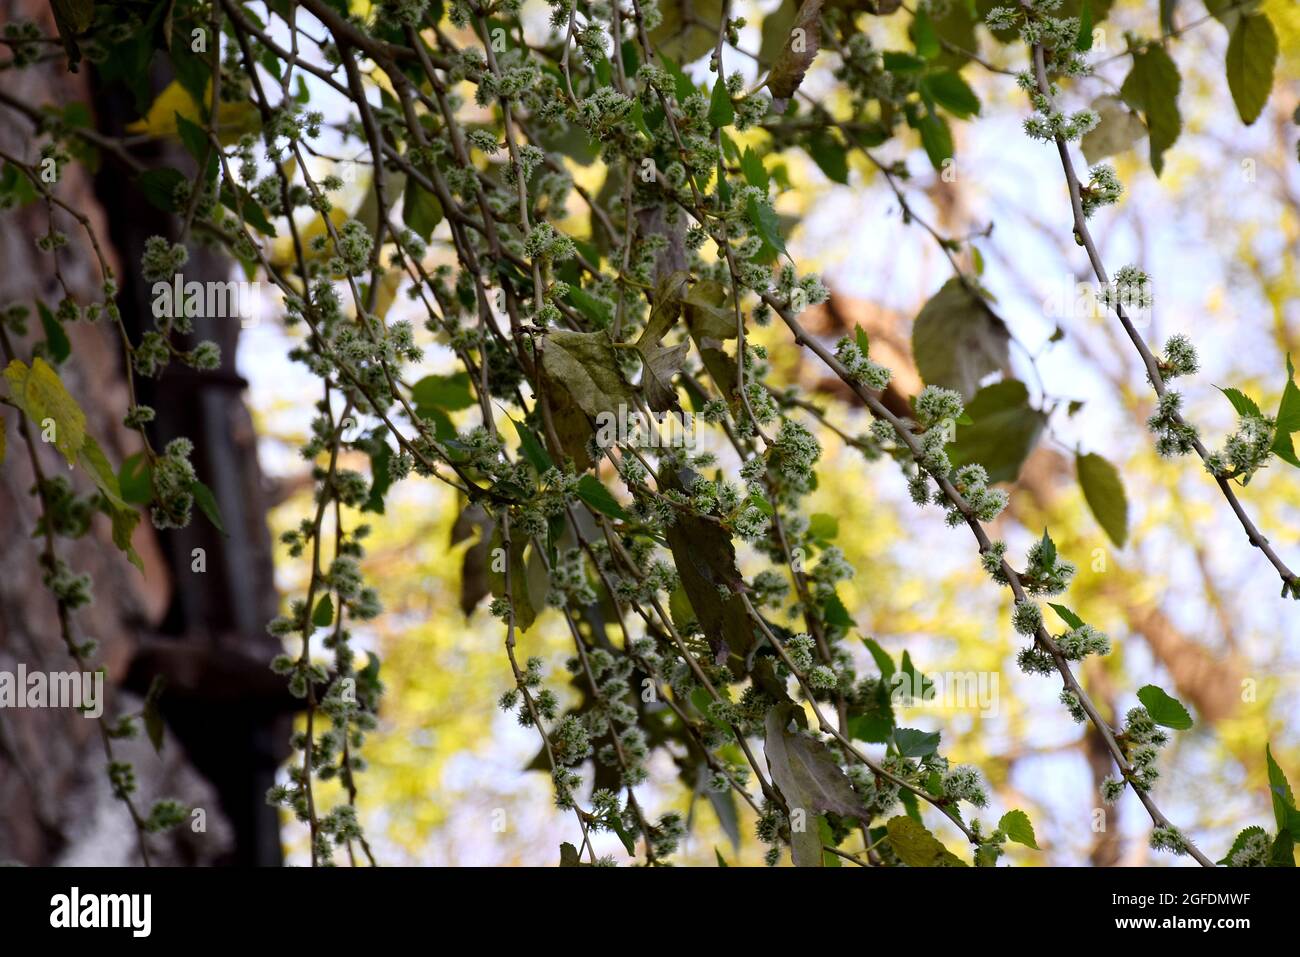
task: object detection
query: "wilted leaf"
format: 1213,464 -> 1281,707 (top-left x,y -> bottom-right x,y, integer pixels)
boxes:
452,503 -> 494,615
767,0 -> 823,108
661,468 -> 756,666
911,279 -> 1010,400
633,273 -> 691,412
541,330 -> 634,420
765,703 -> 869,866
1081,95 -> 1145,164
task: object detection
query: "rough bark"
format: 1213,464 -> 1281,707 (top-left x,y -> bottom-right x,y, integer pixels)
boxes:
0,0 -> 291,866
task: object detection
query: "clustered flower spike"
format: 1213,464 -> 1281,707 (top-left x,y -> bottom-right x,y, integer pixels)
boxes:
1081,164 -> 1123,218
1206,411 -> 1276,483
1122,706 -> 1171,791
941,764 -> 989,808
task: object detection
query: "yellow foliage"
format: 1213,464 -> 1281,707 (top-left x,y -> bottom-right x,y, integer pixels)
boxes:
126,79 -> 260,145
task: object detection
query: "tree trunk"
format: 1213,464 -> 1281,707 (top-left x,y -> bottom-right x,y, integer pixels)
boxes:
0,0 -> 291,866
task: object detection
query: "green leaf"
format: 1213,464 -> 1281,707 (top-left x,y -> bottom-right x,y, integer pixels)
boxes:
921,70 -> 981,119
807,131 -> 849,184
916,111 -> 953,170
190,479 -> 227,536
1225,13 -> 1277,125
886,815 -> 967,867
142,675 -> 166,755
1219,385 -> 1262,418
0,162 -> 39,207
363,439 -> 392,514
312,594 -> 335,628
220,184 -> 277,237
883,51 -> 927,74
745,196 -> 788,262
118,452 -> 152,506
998,809 -> 1039,849
947,379 -> 1046,484
821,590 -> 854,629
1076,451 -> 1128,548
413,371 -> 476,414
174,114 -> 216,182
510,417 -> 554,474
36,301 -> 71,365
487,529 -> 536,633
648,0 -> 724,64
1076,0 -> 1094,51
861,636 -> 896,678
765,702 -> 870,866
402,182 -> 444,242
912,6 -> 940,59
1120,41 -> 1182,177
807,513 -> 838,541
911,278 -> 1010,400
893,727 -> 940,758
1275,355 -> 1300,433
1266,744 -> 1296,836
1136,684 -> 1193,731
136,168 -> 188,214
1048,602 -> 1086,631
1038,527 -> 1057,567
740,147 -> 769,192
714,847 -> 729,867
1269,830 -> 1295,867
1219,824 -> 1268,865
49,0 -> 94,68
575,474 -> 632,521
708,75 -> 735,128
